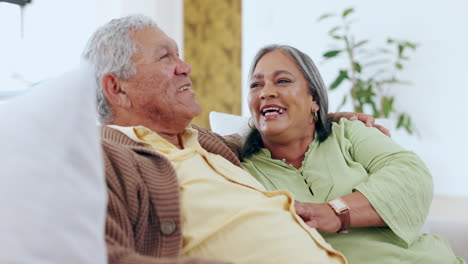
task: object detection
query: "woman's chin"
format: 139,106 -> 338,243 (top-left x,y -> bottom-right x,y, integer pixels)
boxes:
258,125 -> 289,138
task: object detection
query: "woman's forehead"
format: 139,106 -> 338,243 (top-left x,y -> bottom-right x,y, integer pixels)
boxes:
254,50 -> 301,75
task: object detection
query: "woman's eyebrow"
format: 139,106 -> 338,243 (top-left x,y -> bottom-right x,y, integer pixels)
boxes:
250,73 -> 264,81
272,70 -> 294,77
250,70 -> 294,81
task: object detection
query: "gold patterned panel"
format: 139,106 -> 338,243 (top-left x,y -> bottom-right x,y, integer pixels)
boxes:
184,0 -> 242,129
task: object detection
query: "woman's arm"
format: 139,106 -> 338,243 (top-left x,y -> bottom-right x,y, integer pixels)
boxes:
295,191 -> 386,233
296,120 -> 432,246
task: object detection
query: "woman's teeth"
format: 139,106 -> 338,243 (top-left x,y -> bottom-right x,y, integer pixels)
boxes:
262,107 -> 284,116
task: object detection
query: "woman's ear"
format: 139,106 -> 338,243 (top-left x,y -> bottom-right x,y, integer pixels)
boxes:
101,73 -> 131,108
311,99 -> 320,113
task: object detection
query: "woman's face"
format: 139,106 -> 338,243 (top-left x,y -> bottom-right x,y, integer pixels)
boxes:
248,49 -> 319,141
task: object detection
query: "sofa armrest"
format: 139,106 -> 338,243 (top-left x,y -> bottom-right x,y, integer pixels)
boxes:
424,217 -> 468,261
423,196 -> 468,261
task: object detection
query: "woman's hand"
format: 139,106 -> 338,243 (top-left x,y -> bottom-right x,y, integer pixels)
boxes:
294,200 -> 341,233
329,112 -> 391,137
295,192 -> 387,233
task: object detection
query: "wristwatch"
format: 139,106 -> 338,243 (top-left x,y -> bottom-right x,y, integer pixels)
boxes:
328,197 -> 350,234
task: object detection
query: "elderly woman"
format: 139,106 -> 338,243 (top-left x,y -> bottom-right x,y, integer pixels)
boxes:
240,44 -> 463,263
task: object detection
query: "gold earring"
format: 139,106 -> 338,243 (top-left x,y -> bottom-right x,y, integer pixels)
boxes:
313,111 -> 318,123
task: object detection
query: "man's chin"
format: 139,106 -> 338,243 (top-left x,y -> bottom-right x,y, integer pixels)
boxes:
186,104 -> 202,120
194,102 -> 203,115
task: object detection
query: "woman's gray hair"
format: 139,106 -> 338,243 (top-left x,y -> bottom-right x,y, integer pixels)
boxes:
82,14 -> 158,124
241,44 -> 332,159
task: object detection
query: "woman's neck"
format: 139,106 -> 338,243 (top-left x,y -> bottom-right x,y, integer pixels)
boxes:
263,133 -> 315,169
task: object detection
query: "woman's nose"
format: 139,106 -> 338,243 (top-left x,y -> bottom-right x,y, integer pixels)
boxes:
260,83 -> 278,99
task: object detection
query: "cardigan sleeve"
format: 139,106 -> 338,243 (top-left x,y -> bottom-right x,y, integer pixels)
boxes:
341,119 -> 433,248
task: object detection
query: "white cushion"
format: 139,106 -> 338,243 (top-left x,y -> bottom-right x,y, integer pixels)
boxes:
209,111 -> 250,136
0,67 -> 107,263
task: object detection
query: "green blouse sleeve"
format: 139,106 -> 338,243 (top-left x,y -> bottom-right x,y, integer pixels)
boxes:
342,119 -> 433,248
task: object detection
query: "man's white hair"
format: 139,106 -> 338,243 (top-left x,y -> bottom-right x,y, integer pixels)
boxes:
82,14 -> 158,124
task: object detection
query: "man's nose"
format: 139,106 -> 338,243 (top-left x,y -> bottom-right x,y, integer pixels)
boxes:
175,58 -> 192,76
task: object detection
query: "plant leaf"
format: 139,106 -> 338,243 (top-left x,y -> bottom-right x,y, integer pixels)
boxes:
329,70 -> 348,90
318,13 -> 335,21
398,44 -> 404,58
353,62 -> 362,73
397,113 -> 405,128
363,59 -> 390,67
405,119 -> 413,134
395,62 -> 403,70
377,48 -> 392,54
323,50 -> 342,58
381,96 -> 394,118
342,8 -> 355,18
354,40 -> 369,48
379,78 -> 410,85
328,26 -> 341,35
387,38 -> 395,44
396,113 -> 413,134
404,41 -> 417,50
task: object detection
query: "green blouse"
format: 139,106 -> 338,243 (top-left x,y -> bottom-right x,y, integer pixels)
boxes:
242,119 -> 463,264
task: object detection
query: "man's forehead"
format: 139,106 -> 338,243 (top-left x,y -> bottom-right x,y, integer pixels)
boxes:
132,27 -> 179,50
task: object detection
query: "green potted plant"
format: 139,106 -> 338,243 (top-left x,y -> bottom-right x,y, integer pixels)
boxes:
319,7 -> 417,134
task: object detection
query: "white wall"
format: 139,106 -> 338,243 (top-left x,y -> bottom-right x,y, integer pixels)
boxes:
120,0 -> 184,57
0,0 -> 183,96
243,0 -> 468,197
0,0 -> 104,90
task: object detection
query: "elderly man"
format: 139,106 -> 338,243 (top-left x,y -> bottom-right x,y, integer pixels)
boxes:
83,15 -> 380,264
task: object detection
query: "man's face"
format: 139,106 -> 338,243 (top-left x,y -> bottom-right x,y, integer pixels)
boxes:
120,27 -> 201,129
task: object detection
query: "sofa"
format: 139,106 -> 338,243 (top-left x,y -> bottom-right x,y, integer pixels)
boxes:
1,77 -> 465,262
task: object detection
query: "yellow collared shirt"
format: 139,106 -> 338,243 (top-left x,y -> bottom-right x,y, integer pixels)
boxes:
109,125 -> 346,264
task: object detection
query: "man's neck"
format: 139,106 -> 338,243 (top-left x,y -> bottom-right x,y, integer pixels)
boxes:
110,118 -> 189,150
158,132 -> 184,149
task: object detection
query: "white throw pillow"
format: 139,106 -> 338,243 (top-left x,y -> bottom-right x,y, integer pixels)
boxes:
209,111 -> 250,136
0,67 -> 107,263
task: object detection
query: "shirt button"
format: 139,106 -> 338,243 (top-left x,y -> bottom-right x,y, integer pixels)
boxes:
160,220 -> 177,235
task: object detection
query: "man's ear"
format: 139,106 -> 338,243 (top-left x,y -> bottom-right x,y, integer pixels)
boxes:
101,73 -> 131,108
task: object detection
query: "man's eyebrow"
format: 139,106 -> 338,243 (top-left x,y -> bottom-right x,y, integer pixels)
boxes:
168,39 -> 179,54
154,42 -> 179,56
250,70 -> 294,81
153,46 -> 167,55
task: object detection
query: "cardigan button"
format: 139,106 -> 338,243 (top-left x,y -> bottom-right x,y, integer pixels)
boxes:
160,220 -> 177,235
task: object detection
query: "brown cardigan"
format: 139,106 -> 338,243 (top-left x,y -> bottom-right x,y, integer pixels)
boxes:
101,125 -> 241,264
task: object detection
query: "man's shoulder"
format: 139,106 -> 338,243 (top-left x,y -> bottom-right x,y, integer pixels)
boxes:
99,126 -> 154,165
191,124 -> 240,145
100,126 -> 175,183
190,124 -> 242,167
100,126 -> 148,150
101,126 -> 132,143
